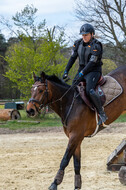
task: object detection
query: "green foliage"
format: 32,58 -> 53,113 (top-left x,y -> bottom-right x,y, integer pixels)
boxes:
0,105 -> 4,109
34,29 -> 68,77
5,5 -> 68,98
102,59 -> 117,75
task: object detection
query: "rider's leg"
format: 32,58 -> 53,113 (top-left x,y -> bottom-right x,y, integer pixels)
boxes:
85,72 -> 108,125
89,89 -> 108,125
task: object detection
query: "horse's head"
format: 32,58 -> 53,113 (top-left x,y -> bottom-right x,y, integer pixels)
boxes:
26,72 -> 51,117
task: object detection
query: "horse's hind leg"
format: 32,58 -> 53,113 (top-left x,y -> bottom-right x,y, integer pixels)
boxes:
48,135 -> 81,190
73,142 -> 82,190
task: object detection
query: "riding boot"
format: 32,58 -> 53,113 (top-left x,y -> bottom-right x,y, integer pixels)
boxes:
89,89 -> 108,125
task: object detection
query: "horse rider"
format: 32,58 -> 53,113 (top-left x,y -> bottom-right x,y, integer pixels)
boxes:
62,23 -> 108,125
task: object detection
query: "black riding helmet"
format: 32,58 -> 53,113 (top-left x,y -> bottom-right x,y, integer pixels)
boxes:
79,23 -> 95,35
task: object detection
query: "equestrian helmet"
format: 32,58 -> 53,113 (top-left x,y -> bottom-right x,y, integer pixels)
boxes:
79,23 -> 95,35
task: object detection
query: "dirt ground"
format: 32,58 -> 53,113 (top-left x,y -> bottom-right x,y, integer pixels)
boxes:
0,123 -> 126,190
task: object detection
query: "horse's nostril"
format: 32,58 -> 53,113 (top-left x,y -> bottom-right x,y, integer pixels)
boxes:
26,108 -> 35,116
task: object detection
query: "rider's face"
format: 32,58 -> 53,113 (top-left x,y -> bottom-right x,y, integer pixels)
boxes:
82,33 -> 93,43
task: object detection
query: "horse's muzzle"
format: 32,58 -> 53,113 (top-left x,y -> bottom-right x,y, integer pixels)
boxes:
26,108 -> 36,117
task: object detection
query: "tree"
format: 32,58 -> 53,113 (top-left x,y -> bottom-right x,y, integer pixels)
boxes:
0,34 -> 20,99
35,26 -> 68,77
102,59 -> 117,75
0,34 -> 8,56
75,0 -> 126,65
0,33 -> 8,73
0,5 -> 46,39
4,6 -> 68,98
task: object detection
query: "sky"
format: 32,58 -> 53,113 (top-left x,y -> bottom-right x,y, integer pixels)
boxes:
0,0 -> 82,44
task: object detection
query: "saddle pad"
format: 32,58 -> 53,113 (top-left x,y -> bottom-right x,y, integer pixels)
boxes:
101,76 -> 123,107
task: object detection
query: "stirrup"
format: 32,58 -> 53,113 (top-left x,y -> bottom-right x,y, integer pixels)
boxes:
98,113 -> 108,125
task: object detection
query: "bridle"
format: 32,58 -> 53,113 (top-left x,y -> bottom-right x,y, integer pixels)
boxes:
28,79 -> 79,126
28,80 -> 49,113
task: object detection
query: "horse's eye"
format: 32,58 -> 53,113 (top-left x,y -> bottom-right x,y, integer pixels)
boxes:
39,90 -> 43,93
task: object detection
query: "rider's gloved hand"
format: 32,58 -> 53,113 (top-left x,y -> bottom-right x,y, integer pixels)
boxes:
78,72 -> 84,78
72,72 -> 84,86
74,72 -> 84,85
63,71 -> 68,79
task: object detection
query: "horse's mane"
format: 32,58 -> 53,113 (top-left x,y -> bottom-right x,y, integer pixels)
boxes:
46,74 -> 70,88
37,72 -> 71,88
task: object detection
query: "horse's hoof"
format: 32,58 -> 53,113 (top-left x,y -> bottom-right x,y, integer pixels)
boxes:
48,183 -> 57,190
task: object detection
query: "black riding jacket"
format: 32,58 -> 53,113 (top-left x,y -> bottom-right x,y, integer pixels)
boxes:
65,38 -> 103,75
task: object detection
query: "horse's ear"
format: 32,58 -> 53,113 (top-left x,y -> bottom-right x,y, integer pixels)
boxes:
41,71 -> 46,81
33,72 -> 36,81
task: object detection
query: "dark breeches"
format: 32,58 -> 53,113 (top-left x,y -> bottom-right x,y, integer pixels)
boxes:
84,72 -> 101,96
73,70 -> 101,96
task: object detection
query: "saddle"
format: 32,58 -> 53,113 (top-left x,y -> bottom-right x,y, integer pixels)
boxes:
77,75 -> 123,111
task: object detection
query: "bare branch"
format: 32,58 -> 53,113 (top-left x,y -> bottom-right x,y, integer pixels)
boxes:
74,0 -> 126,65
0,16 -> 18,37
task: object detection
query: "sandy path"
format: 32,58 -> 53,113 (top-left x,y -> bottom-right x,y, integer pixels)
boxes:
0,127 -> 126,190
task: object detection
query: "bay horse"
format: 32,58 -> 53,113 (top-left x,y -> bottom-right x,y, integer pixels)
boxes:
26,66 -> 126,190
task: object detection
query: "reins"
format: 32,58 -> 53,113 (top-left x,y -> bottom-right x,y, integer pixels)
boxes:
28,79 -> 79,125
63,91 -> 79,126
49,84 -> 75,104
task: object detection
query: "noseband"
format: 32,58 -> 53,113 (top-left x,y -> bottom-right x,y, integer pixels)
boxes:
28,80 -> 48,113
28,79 -> 80,126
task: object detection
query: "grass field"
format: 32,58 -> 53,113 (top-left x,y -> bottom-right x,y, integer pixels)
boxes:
114,113 -> 126,123
0,107 -> 126,130
0,110 -> 62,130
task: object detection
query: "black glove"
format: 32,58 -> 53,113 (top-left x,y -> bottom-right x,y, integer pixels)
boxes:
63,71 -> 68,79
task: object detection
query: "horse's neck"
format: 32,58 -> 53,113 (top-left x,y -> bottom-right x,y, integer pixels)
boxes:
49,82 -> 73,118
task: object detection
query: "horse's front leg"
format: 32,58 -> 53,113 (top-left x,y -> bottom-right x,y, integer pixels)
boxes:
48,135 -> 79,190
73,142 -> 82,190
